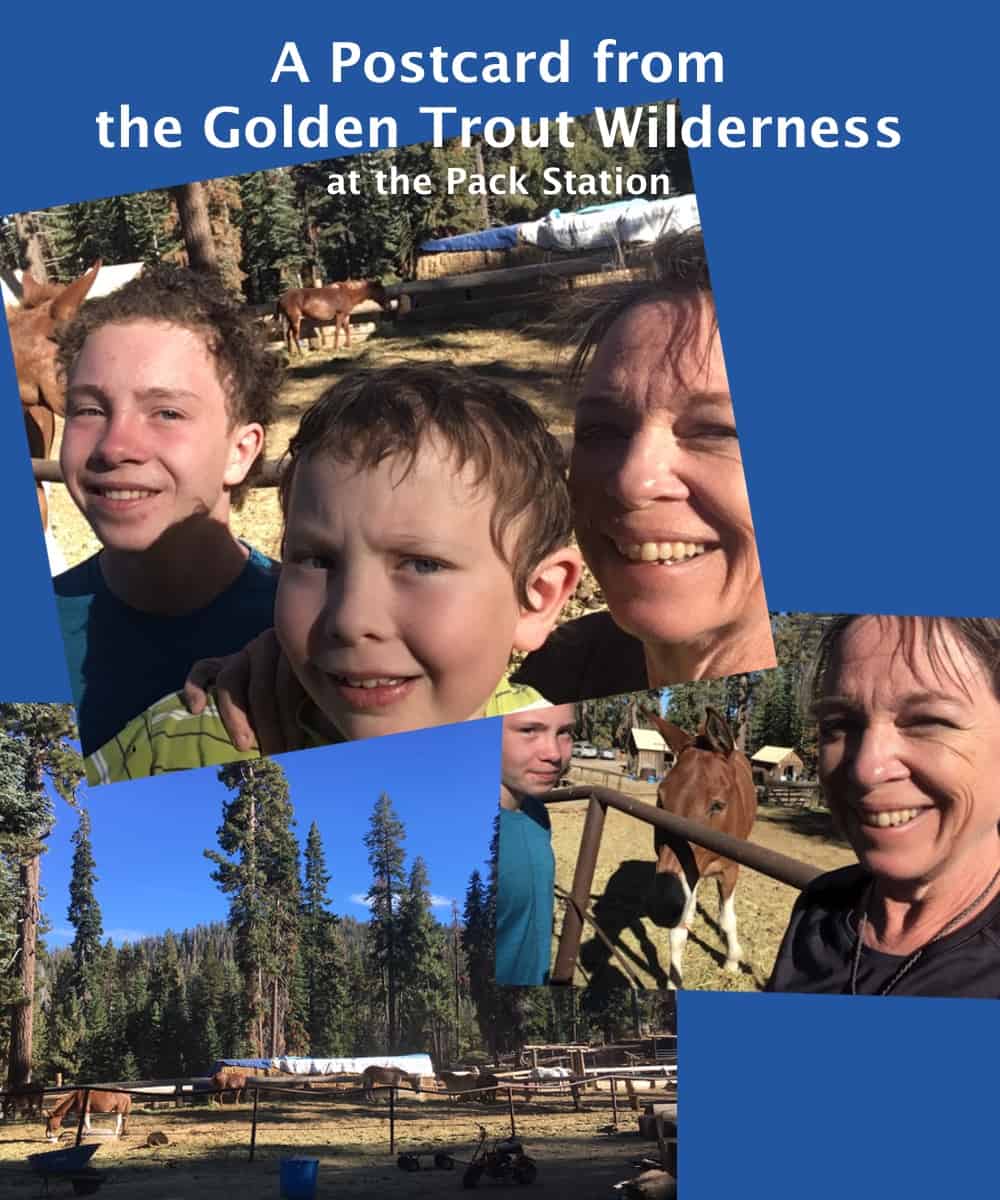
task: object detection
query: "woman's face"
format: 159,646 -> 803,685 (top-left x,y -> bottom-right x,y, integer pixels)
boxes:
569,299 -> 765,651
815,617 -> 1000,892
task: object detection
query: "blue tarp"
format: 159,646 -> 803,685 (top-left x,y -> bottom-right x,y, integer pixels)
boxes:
419,224 -> 521,253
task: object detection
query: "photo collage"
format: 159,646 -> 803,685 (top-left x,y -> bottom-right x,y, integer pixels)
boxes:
1,98 -> 991,1197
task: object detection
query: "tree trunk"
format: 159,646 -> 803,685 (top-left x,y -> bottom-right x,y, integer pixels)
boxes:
6,854 -> 40,1090
170,182 -> 219,273
12,213 -> 47,281
473,142 -> 491,228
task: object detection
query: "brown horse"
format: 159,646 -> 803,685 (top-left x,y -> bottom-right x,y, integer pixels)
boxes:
4,260 -> 101,527
359,1065 -> 422,1104
210,1070 -> 249,1104
436,1068 -> 499,1104
44,1088 -> 131,1141
276,280 -> 388,355
651,710 -> 757,988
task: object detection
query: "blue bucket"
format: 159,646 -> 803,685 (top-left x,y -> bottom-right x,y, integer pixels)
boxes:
279,1157 -> 319,1199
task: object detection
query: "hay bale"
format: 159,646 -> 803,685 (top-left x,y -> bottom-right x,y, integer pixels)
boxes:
415,243 -> 551,280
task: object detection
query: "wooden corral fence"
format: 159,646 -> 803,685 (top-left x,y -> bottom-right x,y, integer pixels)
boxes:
546,784 -> 824,986
382,246 -> 653,324
757,781 -> 821,808
30,429 -> 575,490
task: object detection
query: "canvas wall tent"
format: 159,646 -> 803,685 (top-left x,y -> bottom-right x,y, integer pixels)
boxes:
750,746 -> 805,784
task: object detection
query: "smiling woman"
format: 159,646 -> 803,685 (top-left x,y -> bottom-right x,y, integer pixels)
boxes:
768,614 -> 1000,998
515,228 -> 776,702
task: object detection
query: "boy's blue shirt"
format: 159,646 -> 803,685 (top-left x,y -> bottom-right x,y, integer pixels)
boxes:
54,545 -> 279,755
496,796 -> 555,986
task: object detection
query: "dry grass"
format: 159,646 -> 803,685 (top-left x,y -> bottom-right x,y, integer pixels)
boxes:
550,777 -> 856,993
0,1088 -> 665,1198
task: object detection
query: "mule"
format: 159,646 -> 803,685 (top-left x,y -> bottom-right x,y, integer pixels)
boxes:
360,1064 -> 422,1104
650,709 -> 757,988
4,260 -> 101,527
44,1088 -> 131,1141
210,1070 -> 249,1104
437,1068 -> 498,1103
276,280 -> 388,356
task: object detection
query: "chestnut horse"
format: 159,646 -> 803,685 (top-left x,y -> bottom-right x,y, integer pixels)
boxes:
44,1088 -> 131,1141
276,280 -> 388,356
651,710 -> 757,988
210,1070 -> 250,1104
4,260 -> 101,527
360,1065 -> 422,1103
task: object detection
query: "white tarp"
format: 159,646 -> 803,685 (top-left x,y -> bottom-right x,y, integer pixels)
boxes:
519,195 -> 700,253
271,1053 -> 434,1076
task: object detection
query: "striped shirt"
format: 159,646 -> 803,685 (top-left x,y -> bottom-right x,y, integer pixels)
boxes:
85,677 -> 550,786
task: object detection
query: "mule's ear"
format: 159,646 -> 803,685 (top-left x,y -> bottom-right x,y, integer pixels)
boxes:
702,707 -> 735,754
50,259 -> 101,323
650,713 -> 694,755
20,271 -> 44,306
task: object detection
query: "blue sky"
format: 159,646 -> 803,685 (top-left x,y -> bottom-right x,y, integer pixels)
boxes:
41,719 -> 501,948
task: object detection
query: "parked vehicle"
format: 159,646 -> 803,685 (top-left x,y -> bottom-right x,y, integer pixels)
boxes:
599,749 -> 616,761
578,744 -> 598,759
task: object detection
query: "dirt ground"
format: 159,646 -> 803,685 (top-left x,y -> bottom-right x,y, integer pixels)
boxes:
551,770 -> 856,993
45,313 -> 576,572
0,1086 -> 672,1199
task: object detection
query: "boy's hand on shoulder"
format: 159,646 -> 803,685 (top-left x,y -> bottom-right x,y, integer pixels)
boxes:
183,629 -> 307,754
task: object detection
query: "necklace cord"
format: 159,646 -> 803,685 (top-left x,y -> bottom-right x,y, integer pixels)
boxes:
849,861 -> 1000,997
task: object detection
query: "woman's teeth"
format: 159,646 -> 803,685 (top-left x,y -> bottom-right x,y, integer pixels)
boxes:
616,540 -> 707,564
860,808 -> 922,828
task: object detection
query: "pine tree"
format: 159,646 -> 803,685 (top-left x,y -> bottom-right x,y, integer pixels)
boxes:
67,808 -> 103,1008
363,794 -> 407,1050
206,760 -> 301,1057
300,822 -> 345,1055
397,857 -> 450,1058
0,704 -> 82,1090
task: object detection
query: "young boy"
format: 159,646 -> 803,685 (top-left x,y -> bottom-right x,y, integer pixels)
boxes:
53,266 -> 283,756
85,363 -> 581,784
495,704 -> 577,986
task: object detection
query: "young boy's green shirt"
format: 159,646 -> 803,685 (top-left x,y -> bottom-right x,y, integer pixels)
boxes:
85,677 -> 549,786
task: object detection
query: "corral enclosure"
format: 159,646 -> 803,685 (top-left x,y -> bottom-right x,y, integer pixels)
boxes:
551,769 -> 855,992
0,1074 -> 675,1198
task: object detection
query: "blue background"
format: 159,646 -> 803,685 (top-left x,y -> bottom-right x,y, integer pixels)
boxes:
1,4 -> 994,1196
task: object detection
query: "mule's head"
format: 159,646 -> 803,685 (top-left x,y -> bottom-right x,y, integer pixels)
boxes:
9,260 -> 101,413
44,1111 -> 61,1141
410,1072 -> 422,1093
652,708 -> 745,876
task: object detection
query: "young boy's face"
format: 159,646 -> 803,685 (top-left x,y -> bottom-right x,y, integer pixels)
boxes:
60,320 -> 261,554
276,437 -> 527,741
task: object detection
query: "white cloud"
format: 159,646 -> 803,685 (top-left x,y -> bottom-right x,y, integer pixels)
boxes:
349,893 -> 373,908
106,929 -> 147,945
430,895 -> 453,910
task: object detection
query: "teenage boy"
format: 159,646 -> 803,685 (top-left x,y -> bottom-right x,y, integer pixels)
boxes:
53,266 -> 283,756
84,363 -> 582,784
495,705 -> 577,986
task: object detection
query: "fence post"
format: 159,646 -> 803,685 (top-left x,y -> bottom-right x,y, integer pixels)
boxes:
389,1087 -> 396,1154
552,795 -> 607,984
248,1087 -> 259,1163
507,1087 -> 516,1138
610,1076 -> 619,1128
